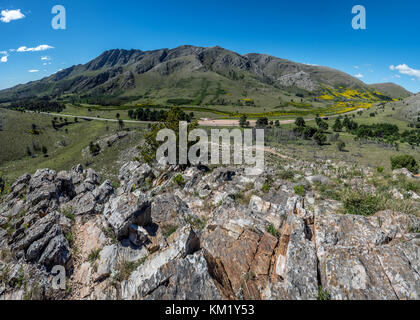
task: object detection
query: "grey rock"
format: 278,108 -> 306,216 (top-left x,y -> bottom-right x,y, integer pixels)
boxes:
96,245 -> 118,280
128,224 -> 149,246
26,224 -> 62,261
38,234 -> 71,270
305,175 -> 331,185
104,192 -> 150,239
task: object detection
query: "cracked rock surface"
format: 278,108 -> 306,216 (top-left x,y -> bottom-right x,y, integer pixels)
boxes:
0,159 -> 419,300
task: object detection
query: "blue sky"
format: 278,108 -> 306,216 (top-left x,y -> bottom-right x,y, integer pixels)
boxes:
1,0 -> 420,92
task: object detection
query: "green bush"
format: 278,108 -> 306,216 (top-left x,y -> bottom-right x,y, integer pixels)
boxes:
294,185 -> 305,196
377,166 -> 384,173
266,224 -> 279,237
89,142 -> 101,156
295,117 -> 305,127
173,174 -> 185,186
88,249 -> 101,263
342,190 -> 381,216
313,131 -> 327,146
390,154 -> 419,174
0,175 -> 4,194
337,141 -> 346,152
278,170 -> 295,181
262,182 -> 271,193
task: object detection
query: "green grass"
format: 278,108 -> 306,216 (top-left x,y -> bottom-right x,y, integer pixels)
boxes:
265,103 -> 420,172
114,256 -> 148,282
0,108 -> 147,184
88,248 -> 101,263
266,224 -> 279,237
162,225 -> 178,238
317,286 -> 330,300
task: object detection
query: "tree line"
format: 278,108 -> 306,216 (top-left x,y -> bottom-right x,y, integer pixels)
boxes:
9,99 -> 65,113
128,107 -> 194,122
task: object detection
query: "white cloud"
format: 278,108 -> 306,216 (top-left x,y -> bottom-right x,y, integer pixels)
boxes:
354,66 -> 360,69
0,51 -> 9,63
354,73 -> 364,78
28,69 -> 39,73
0,9 -> 25,23
17,45 -> 54,52
390,64 -> 420,79
41,56 -> 51,61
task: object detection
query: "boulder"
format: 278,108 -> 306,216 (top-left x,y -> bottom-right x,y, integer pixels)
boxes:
104,192 -> 151,239
96,245 -> 118,280
128,224 -> 149,247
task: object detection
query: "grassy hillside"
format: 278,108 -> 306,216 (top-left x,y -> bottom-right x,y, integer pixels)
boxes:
0,108 -> 146,184
369,83 -> 412,99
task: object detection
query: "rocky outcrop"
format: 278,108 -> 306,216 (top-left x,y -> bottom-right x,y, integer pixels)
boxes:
1,159 -> 419,300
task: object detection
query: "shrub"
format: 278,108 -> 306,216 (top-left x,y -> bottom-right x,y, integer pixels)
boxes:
162,225 -> 178,238
313,131 -> 327,146
294,185 -> 305,196
342,190 -> 381,216
317,286 -> 330,300
295,117 -> 305,127
303,127 -> 317,139
390,155 -> 419,174
62,207 -> 75,222
262,182 -> 271,193
173,174 -> 185,186
278,170 -> 295,180
88,249 -> 101,263
89,142 -> 101,156
266,224 -> 279,237
256,117 -> 269,128
337,141 -> 346,152
377,166 -> 384,173
0,176 -> 4,195
114,257 -> 147,282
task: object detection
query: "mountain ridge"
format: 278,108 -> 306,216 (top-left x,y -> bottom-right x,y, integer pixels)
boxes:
0,45 -> 410,104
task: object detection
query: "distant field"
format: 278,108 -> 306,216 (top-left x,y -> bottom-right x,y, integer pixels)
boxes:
0,108 -> 147,184
265,102 -> 420,171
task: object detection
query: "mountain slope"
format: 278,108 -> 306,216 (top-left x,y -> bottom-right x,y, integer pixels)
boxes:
368,82 -> 412,99
0,45 -> 398,106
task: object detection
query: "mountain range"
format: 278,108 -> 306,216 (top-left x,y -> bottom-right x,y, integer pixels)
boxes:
0,45 -> 412,105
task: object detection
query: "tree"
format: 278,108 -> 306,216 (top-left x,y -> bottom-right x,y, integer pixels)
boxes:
239,115 -> 248,127
89,142 -> 101,156
41,146 -> 48,157
26,146 -> 32,157
315,116 -> 322,127
390,154 -> 419,174
275,120 -> 280,127
0,175 -> 4,194
303,127 -> 317,140
118,119 -> 125,130
333,118 -> 343,132
295,117 -> 305,127
140,107 -> 198,164
313,131 -> 327,146
256,117 -> 269,128
128,110 -> 134,119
